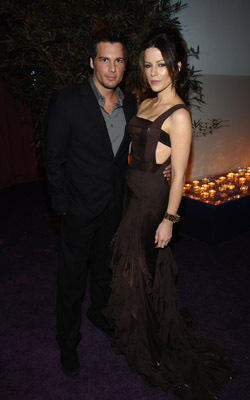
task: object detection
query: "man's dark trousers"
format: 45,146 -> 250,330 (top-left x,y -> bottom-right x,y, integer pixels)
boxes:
56,193 -> 121,350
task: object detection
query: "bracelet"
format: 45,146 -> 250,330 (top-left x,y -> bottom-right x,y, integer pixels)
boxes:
164,212 -> 180,223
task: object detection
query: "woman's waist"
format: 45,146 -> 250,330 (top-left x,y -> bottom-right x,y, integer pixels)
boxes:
129,155 -> 171,174
126,159 -> 169,199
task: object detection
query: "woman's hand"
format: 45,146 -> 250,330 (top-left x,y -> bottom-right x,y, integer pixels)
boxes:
155,219 -> 173,248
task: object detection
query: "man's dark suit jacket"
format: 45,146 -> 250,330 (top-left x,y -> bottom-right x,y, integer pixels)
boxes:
44,79 -> 137,219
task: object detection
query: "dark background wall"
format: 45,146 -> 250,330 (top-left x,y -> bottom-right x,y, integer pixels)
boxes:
0,77 -> 37,189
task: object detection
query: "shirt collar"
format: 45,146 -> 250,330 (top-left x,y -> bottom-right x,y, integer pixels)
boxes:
89,76 -> 124,107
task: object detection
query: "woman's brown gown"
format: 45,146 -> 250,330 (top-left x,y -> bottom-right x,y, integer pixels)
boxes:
104,104 -> 232,399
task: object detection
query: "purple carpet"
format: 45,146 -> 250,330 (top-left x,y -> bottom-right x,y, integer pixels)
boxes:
0,181 -> 249,400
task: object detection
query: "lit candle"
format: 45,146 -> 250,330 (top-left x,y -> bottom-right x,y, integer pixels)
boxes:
193,186 -> 201,192
202,178 -> 209,184
219,176 -> 226,182
209,189 -> 216,197
208,182 -> 215,188
228,183 -> 235,190
193,180 -> 199,186
234,173 -> 239,182
227,172 -> 234,180
219,185 -> 227,192
239,177 -> 246,185
202,191 -> 209,199
202,184 -> 209,190
245,173 -> 250,180
184,184 -> 191,191
240,186 -> 248,193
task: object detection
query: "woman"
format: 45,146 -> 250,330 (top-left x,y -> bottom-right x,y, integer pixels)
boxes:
104,26 -> 232,399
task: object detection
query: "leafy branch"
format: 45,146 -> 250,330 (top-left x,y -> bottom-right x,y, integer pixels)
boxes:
192,119 -> 230,138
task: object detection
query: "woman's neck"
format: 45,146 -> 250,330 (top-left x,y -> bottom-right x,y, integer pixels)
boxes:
156,85 -> 178,105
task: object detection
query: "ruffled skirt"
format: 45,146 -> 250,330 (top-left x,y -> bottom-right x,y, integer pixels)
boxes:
104,168 -> 232,399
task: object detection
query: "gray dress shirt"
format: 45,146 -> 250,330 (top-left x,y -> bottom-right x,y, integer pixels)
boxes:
89,76 -> 127,156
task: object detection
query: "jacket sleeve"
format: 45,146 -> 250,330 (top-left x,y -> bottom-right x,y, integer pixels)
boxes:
44,91 -> 70,215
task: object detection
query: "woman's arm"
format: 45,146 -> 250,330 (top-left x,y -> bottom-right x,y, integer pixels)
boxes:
155,108 -> 192,248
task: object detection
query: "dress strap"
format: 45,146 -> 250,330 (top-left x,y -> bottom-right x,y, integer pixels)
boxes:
152,104 -> 190,129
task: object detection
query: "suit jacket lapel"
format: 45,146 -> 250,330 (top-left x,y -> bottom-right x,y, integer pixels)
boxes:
78,80 -> 114,158
78,80 -> 136,160
123,95 -> 133,123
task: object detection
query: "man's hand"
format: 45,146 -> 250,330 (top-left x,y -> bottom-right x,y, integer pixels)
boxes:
163,163 -> 171,180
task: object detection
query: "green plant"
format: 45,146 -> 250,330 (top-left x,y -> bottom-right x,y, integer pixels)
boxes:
0,0 -> 202,145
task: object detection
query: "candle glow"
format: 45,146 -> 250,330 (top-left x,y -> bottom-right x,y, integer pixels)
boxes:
183,167 -> 250,205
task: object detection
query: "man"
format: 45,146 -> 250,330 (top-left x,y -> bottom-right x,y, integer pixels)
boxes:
44,28 -> 137,377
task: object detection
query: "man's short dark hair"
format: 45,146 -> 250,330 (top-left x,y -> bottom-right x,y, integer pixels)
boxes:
89,28 -> 128,62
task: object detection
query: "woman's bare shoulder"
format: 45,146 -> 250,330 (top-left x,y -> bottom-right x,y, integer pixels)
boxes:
162,105 -> 192,136
170,106 -> 191,124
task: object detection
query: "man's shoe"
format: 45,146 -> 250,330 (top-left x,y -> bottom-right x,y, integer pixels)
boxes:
60,349 -> 80,377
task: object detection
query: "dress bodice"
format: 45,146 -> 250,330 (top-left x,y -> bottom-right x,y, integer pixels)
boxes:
128,104 -> 189,165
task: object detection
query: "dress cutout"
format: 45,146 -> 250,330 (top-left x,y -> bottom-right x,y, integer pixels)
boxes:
104,105 -> 232,399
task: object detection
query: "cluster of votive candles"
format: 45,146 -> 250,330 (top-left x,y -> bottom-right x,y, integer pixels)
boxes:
183,167 -> 250,205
